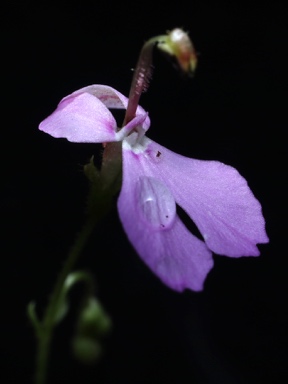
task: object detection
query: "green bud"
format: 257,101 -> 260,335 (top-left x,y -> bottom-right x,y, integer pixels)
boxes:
84,156 -> 100,183
72,336 -> 102,364
72,297 -> 111,364
77,297 -> 112,338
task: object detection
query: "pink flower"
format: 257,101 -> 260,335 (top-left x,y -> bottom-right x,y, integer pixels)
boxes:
39,84 -> 269,292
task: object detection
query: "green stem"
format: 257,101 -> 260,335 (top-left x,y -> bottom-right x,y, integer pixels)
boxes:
34,216 -> 99,384
34,142 -> 121,384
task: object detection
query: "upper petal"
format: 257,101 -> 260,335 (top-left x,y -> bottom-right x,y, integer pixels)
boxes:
117,145 -> 214,292
39,92 -> 118,143
139,139 -> 269,257
70,84 -> 128,109
69,85 -> 150,131
39,85 -> 150,143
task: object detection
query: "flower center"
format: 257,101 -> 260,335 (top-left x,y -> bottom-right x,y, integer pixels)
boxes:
136,176 -> 176,230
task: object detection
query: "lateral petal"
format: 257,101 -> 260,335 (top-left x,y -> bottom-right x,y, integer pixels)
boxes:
140,139 -> 269,257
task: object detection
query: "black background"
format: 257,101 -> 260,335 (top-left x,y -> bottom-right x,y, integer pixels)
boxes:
2,1 -> 287,383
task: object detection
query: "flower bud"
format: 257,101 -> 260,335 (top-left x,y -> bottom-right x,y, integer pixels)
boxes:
158,28 -> 197,75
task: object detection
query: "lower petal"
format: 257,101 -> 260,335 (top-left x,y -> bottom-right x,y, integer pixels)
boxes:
117,148 -> 214,292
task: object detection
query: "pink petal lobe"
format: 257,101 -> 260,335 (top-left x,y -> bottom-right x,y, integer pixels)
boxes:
70,85 -> 150,131
141,140 -> 269,257
117,147 -> 214,292
39,92 -> 117,143
70,84 -> 128,109
115,113 -> 149,141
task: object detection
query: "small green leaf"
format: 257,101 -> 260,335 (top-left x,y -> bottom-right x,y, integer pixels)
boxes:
84,156 -> 100,183
27,301 -> 42,337
52,271 -> 95,325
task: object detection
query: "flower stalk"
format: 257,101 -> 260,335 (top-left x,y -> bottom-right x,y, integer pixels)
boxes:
124,28 -> 197,125
30,158 -> 117,384
32,217 -> 96,384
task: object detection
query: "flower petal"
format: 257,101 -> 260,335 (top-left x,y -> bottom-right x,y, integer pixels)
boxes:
39,92 -> 118,143
115,113 -> 148,141
70,84 -> 128,109
70,85 -> 150,131
39,85 -> 151,142
139,139 -> 269,257
117,146 -> 214,292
